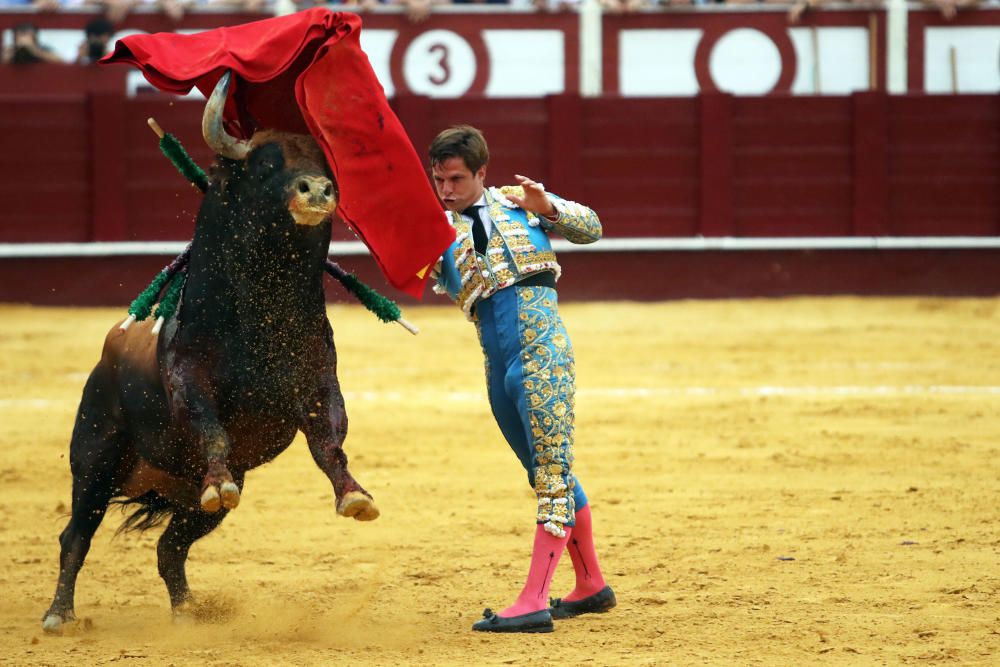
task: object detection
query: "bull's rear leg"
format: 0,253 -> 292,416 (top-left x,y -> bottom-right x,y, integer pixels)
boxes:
157,500 -> 233,620
42,402 -> 123,633
301,387 -> 378,521
42,481 -> 116,633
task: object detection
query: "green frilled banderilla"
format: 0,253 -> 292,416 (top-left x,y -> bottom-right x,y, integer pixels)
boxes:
121,118 -> 418,335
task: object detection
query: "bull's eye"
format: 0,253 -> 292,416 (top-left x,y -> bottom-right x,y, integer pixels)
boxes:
298,181 -> 310,194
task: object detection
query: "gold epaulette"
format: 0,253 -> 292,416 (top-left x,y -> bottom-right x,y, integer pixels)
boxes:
497,185 -> 526,199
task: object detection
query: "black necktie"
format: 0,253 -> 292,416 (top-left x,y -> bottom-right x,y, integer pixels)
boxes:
463,205 -> 487,254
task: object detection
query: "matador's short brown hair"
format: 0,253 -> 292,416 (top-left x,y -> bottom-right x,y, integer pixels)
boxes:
428,125 -> 490,173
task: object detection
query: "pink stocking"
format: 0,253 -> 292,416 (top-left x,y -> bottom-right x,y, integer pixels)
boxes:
499,524 -> 571,617
562,504 -> 607,602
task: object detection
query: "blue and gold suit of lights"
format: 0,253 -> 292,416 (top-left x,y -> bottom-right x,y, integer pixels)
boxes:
433,186 -> 602,537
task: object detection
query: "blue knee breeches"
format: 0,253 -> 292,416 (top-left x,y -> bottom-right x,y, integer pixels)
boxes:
474,284 -> 588,530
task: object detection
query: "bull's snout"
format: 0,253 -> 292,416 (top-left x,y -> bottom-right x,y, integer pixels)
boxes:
295,177 -> 334,207
288,175 -> 337,227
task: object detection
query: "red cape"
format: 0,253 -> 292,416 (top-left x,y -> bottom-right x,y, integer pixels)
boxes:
102,8 -> 453,299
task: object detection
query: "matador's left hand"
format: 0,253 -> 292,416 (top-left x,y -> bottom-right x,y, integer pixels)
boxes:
509,174 -> 557,218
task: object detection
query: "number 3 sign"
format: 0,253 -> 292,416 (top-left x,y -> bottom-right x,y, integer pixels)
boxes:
390,29 -> 491,97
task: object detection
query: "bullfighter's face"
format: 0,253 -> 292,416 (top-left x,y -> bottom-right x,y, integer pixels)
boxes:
432,157 -> 486,213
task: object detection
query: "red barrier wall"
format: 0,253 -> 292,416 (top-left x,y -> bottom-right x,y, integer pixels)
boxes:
2,88 -> 997,305
2,8 -> 997,304
1,88 -> 996,245
3,247 -> 999,307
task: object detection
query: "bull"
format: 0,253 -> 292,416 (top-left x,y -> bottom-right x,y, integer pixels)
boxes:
41,72 -> 379,633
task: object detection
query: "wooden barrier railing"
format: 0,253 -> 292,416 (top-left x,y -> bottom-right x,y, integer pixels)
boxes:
3,87 -> 996,244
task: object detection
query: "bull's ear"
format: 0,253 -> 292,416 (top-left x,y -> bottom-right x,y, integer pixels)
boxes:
246,143 -> 285,182
208,159 -> 243,193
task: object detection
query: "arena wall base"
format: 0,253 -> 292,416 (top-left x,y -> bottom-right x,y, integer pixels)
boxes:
554,250 -> 1000,300
2,249 -> 998,308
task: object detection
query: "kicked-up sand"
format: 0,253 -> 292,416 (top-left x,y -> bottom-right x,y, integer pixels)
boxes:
0,297 -> 998,665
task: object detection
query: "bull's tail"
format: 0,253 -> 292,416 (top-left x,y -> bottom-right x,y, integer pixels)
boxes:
111,492 -> 175,535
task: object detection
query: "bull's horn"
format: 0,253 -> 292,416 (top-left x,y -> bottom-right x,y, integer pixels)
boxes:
202,71 -> 250,160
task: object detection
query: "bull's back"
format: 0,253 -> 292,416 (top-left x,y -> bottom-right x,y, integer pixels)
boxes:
69,318 -> 171,470
102,318 -> 160,377
95,318 -> 170,434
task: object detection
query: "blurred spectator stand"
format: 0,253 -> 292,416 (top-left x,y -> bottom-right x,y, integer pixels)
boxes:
1,20 -> 63,63
75,16 -> 113,63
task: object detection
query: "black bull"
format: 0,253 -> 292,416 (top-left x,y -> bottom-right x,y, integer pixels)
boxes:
42,88 -> 378,633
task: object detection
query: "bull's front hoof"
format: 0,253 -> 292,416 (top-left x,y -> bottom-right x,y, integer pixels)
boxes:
41,611 -> 75,635
337,491 -> 380,521
200,486 -> 222,513
219,481 -> 241,510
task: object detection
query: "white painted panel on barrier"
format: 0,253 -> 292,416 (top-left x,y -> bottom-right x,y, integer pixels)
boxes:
709,28 -> 782,95
925,27 -> 1000,93
483,30 -> 565,97
619,29 -> 701,96
818,27 -> 869,94
789,29 -> 816,93
790,27 -> 869,94
359,29 -> 398,98
402,29 -> 478,98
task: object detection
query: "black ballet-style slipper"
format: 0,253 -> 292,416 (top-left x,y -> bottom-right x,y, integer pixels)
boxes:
471,607 -> 554,633
549,585 -> 617,619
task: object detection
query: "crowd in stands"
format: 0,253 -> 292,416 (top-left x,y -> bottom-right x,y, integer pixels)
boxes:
0,0 -> 987,64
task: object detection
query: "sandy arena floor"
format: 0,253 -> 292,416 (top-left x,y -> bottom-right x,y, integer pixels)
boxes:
1,297 -> 999,665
